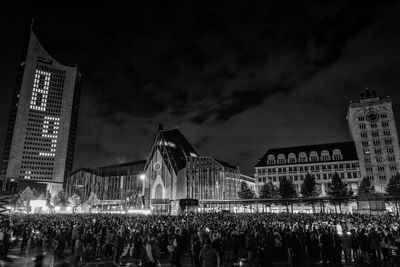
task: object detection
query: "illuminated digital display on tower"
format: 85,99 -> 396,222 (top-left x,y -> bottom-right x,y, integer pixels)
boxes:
30,70 -> 50,111
29,69 -> 60,158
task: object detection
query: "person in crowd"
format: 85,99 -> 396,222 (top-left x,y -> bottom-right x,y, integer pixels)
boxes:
341,230 -> 352,265
73,235 -> 84,267
199,238 -> 219,267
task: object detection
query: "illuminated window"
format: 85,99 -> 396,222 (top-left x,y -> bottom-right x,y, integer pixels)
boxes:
30,70 -> 51,111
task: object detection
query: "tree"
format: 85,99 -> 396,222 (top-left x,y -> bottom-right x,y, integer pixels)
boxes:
279,177 -> 297,212
53,190 -> 69,207
301,173 -> 318,197
327,173 -> 353,213
259,182 -> 278,199
359,177 -> 374,194
238,181 -> 256,199
301,173 -> 319,213
84,192 -> 100,212
386,173 -> 400,216
386,173 -> 400,196
46,190 -> 52,206
16,187 -> 35,210
68,194 -> 81,213
32,188 -> 40,198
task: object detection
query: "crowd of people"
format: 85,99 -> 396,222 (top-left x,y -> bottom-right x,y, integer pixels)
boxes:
0,212 -> 400,267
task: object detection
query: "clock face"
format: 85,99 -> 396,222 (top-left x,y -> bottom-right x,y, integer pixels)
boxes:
153,162 -> 161,171
366,108 -> 379,123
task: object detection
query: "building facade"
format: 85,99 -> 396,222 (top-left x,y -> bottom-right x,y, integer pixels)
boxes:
1,29 -> 81,193
254,142 -> 361,196
143,126 -> 243,214
65,160 -> 146,209
347,89 -> 400,192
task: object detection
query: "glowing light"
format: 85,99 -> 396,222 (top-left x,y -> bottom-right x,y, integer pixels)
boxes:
30,70 -> 50,111
140,174 -> 146,180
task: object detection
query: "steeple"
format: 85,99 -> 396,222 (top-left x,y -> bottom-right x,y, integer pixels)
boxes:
30,17 -> 35,31
365,87 -> 371,98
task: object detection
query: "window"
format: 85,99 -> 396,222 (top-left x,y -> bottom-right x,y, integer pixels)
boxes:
380,113 -> 388,119
358,116 -> 365,121
383,130 -> 391,136
267,155 -> 276,165
390,166 -> 397,171
277,154 -> 286,164
340,173 -> 344,178
347,172 -> 352,178
372,131 -> 379,137
387,147 -> 394,153
382,121 -> 389,127
366,167 -> 373,172
374,148 -> 382,154
299,152 -> 308,163
373,140 -> 380,146
388,156 -> 396,162
377,166 -> 385,172
364,149 -> 370,155
332,149 -> 343,160
321,150 -> 330,161
310,151 -> 319,162
379,176 -> 386,180
385,139 -> 393,145
365,157 -> 371,163
323,174 -> 327,180
288,153 -> 296,164
359,124 -> 366,129
376,156 -> 383,162
361,132 -> 368,138
371,123 -> 377,128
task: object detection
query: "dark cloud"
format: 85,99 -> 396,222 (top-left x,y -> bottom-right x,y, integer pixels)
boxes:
0,1 -> 400,175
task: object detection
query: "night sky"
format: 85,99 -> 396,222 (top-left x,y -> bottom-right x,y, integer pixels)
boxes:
1,2 -> 400,175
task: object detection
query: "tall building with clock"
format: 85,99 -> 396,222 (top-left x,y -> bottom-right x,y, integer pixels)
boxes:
347,89 -> 400,192
0,28 -> 81,193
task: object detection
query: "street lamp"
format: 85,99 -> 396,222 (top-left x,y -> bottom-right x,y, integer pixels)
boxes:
140,174 -> 146,180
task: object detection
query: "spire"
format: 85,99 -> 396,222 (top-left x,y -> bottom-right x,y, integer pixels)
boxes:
30,16 -> 35,31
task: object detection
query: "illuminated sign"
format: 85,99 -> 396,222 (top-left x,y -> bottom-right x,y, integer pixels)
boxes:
29,69 -> 60,158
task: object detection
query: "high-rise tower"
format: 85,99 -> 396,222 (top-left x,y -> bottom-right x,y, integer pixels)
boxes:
1,28 -> 81,193
347,89 -> 400,192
